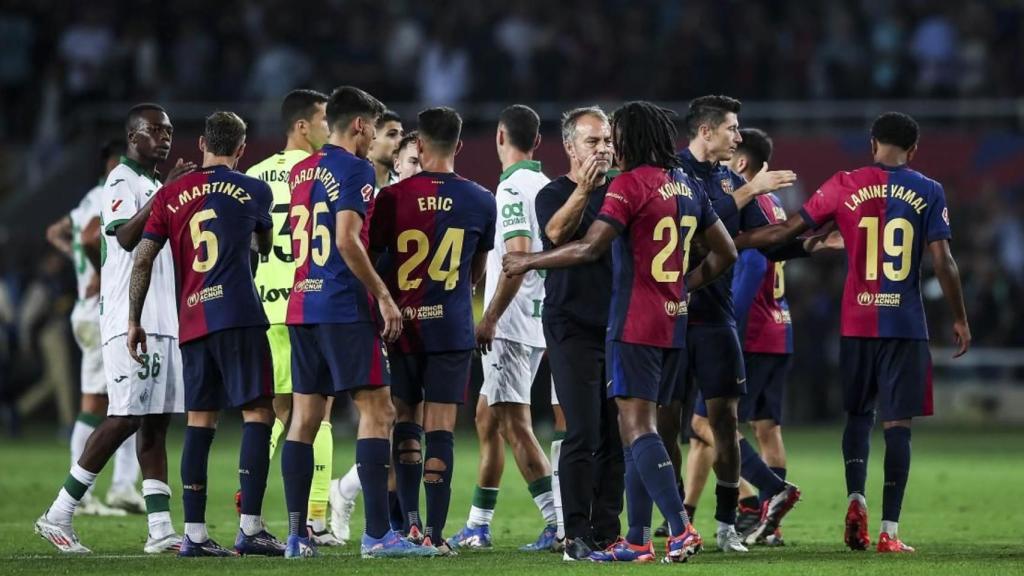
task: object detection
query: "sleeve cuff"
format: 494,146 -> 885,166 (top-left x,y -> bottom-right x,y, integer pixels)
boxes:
597,213 -> 625,234
141,231 -> 165,243
798,208 -> 818,229
502,230 -> 533,241
104,218 -> 130,236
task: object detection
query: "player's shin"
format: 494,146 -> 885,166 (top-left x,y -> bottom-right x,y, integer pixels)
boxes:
631,433 -> 689,535
423,430 -> 455,542
881,426 -> 911,536
623,445 -> 654,546
281,440 -> 315,537
843,413 -> 874,497
356,438 -> 392,539
181,426 -> 216,543
239,422 -> 272,536
739,438 -> 786,497
393,421 -> 424,531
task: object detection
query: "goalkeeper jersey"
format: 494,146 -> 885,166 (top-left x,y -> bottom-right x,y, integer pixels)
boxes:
246,149 -> 310,325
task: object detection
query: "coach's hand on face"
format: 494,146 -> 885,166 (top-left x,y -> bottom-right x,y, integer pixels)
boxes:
573,153 -> 603,194
127,321 -> 148,365
378,293 -> 403,343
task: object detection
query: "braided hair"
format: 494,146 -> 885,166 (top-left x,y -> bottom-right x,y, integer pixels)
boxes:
611,101 -> 681,172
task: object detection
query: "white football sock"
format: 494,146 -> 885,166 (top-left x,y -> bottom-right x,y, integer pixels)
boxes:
185,522 -> 209,543
550,439 -> 564,539
338,464 -> 362,500
881,520 -> 898,537
142,479 -> 175,539
241,514 -> 263,536
533,491 -> 557,526
46,464 -> 97,526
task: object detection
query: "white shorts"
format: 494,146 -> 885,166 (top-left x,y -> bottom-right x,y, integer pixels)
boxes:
102,334 -> 184,416
481,338 -> 544,406
72,320 -> 105,395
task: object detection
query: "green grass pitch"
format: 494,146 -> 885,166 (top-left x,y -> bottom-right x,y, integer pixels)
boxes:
1,424 -> 1022,575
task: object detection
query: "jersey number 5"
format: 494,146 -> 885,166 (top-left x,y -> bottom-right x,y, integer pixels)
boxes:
397,228 -> 465,291
190,209 -> 219,272
651,215 -> 698,282
857,216 -> 914,282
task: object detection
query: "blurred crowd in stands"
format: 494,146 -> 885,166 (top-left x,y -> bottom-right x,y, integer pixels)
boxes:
1,0 -> 1023,430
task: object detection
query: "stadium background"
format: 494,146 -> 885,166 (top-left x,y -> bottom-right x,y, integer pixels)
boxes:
2,0 -> 1022,433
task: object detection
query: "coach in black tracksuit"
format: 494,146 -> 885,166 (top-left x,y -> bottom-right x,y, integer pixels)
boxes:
534,106 -> 622,560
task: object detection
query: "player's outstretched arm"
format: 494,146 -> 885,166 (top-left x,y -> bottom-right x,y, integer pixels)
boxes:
335,210 -> 402,343
503,219 -> 617,277
126,237 -> 162,364
731,164 -> 797,211
928,239 -> 971,358
734,215 -> 809,251
45,216 -> 72,257
686,220 -> 738,293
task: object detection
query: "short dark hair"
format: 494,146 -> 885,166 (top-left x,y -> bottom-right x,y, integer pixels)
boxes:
326,86 -> 385,131
395,131 -> 419,156
684,95 -> 742,139
203,111 -> 247,156
100,138 -> 126,163
736,128 -> 773,173
125,103 -> 166,133
560,106 -> 608,144
499,104 -> 540,153
871,112 -> 919,151
281,89 -> 328,133
377,109 -> 402,128
611,101 -> 681,172
418,107 -> 462,153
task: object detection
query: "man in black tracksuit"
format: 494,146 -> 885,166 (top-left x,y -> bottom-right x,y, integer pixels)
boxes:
535,106 -> 621,561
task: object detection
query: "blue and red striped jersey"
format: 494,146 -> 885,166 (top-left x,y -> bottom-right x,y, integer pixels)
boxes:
598,166 -> 718,349
800,164 -> 951,340
286,144 -> 377,326
370,171 -> 496,354
142,165 -> 273,344
732,194 -> 793,354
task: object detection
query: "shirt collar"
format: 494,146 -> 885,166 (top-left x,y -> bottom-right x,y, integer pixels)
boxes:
679,148 -> 715,178
119,155 -> 160,181
499,159 -> 542,183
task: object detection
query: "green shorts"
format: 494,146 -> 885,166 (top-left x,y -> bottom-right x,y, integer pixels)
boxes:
267,324 -> 292,394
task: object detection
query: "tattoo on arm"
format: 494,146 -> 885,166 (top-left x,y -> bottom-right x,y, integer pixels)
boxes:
128,238 -> 161,324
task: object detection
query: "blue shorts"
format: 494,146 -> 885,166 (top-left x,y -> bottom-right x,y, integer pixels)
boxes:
673,324 -> 746,402
390,350 -> 473,405
181,326 -> 273,411
289,322 -> 390,396
840,337 -> 933,421
606,340 -> 684,405
738,353 -> 791,425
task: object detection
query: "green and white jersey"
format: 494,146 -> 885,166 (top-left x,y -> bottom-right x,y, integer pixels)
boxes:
484,160 -> 550,347
246,150 -> 309,325
99,156 -> 177,344
69,183 -> 103,324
